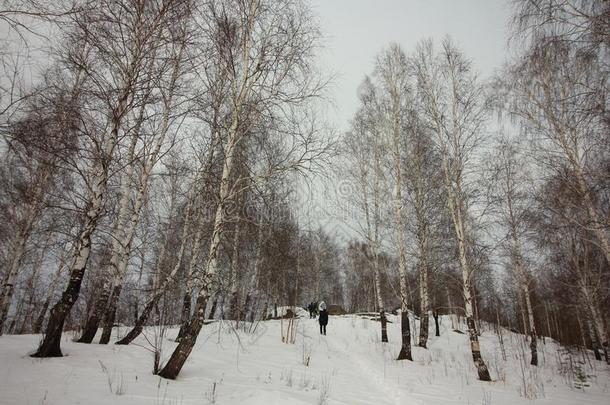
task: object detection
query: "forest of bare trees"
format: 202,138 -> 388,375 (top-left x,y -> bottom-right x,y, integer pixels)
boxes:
0,0 -> 608,384
340,0 -> 609,381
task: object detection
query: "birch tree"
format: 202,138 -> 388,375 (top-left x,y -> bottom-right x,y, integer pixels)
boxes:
487,137 -> 539,365
375,44 -> 412,359
403,120 -> 443,349
412,38 -> 492,381
98,7 -> 193,345
158,0 -> 326,379
507,0 -> 610,267
344,90 -> 390,343
32,0 -> 191,357
534,170 -> 610,363
0,71 -> 81,335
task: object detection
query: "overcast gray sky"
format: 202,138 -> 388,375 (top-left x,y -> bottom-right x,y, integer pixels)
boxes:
310,0 -> 513,132
302,0 -> 515,240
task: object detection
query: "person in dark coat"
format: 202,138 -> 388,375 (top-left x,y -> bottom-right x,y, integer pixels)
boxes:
307,302 -> 315,318
318,301 -> 328,335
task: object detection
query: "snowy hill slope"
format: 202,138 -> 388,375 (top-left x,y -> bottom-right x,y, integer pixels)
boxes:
0,314 -> 608,404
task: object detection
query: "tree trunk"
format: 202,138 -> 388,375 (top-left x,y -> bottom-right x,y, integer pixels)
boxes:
176,119 -> 222,339
32,212 -> 97,357
32,171 -> 111,357
244,292 -> 255,323
209,294 -> 220,320
374,250 -> 388,343
158,79 -> 244,377
33,256 -> 66,334
175,291 -> 191,342
158,218 -> 223,378
115,295 -> 159,345
386,76 -> 412,360
392,159 -> 413,360
229,291 -> 240,321
466,316 -> 491,381
412,138 -> 431,349
572,164 -> 610,267
586,291 -> 610,364
525,289 -> 537,366
175,257 -> 202,337
360,119 -> 387,345
495,303 -> 507,361
77,279 -> 112,343
378,309 -> 387,343
433,309 -> 440,337
419,311 -> 429,348
132,233 -> 146,326
418,257 -> 430,348
451,197 -> 491,379
99,284 -> 123,344
529,327 -> 538,366
100,43 -> 185,345
397,309 -> 412,360
444,165 -> 491,381
506,178 -> 538,364
228,221 -> 241,321
586,317 -> 603,361
158,294 -> 208,379
94,141 -> 139,343
31,60 -> 132,356
176,211 -> 208,342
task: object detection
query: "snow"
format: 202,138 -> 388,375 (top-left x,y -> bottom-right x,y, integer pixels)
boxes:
0,315 -> 608,404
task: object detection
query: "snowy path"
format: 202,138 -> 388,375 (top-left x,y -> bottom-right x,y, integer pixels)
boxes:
306,316 -> 429,405
307,320 -> 403,405
322,329 -> 407,405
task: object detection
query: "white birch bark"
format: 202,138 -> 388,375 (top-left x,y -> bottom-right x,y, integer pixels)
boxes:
494,142 -> 539,365
100,37 -> 189,343
33,29 -> 145,355
228,220 -> 241,320
377,49 -> 412,358
159,1 -> 257,375
413,39 -> 492,381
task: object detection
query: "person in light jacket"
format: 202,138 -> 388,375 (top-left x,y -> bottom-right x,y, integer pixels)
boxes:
318,301 -> 328,335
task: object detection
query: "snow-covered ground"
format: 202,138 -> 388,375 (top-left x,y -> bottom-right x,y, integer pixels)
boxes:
0,314 -> 608,404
